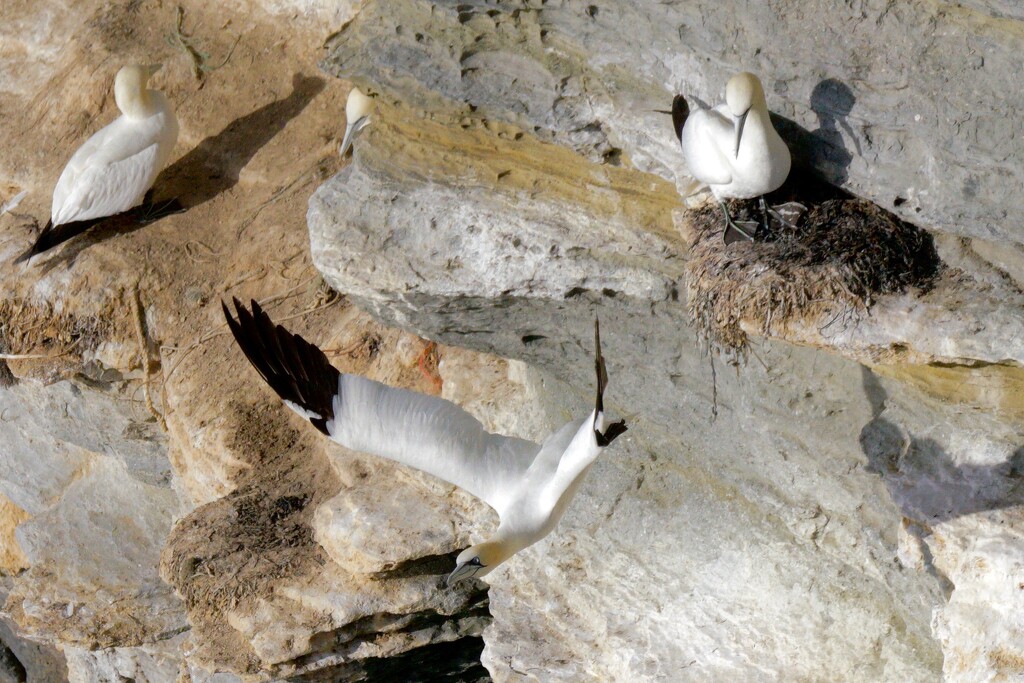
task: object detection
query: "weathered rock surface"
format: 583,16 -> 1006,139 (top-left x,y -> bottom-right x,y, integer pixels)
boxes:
3,0 -> 1024,681
324,0 -> 1024,250
310,2 -> 1024,681
1,0 -> 518,680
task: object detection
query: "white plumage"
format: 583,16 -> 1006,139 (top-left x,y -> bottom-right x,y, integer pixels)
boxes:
223,299 -> 627,586
15,64 -> 178,263
51,64 -> 178,225
677,72 -> 790,242
338,87 -> 374,157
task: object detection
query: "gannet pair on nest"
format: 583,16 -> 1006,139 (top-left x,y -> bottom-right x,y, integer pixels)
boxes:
223,299 -> 628,586
15,64 -> 179,263
674,72 -> 791,245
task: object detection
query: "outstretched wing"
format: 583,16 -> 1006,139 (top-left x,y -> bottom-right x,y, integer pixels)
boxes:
222,299 -> 541,513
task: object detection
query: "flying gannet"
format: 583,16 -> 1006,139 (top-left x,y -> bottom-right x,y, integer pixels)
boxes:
222,298 -> 628,586
15,64 -> 179,263
338,87 -> 374,157
676,72 -> 791,244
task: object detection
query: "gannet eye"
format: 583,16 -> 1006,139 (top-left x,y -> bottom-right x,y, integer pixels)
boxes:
469,557 -> 484,567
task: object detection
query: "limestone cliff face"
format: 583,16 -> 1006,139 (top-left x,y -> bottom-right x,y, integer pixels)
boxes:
1,0 -> 1023,682
309,1 -> 1024,682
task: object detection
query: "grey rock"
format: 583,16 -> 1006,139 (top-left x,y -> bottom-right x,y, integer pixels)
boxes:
322,0 -> 1024,247
0,615 -> 67,683
308,72 -> 1024,681
0,640 -> 25,683
8,454 -> 186,650
0,376 -> 186,653
0,379 -> 169,515
63,633 -> 188,683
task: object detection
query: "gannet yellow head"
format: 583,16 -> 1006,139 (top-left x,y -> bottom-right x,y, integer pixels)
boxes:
339,87 -> 375,157
115,64 -> 162,120
447,541 -> 510,587
725,72 -> 766,158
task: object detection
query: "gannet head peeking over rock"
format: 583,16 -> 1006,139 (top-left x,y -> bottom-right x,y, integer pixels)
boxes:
338,87 -> 374,157
676,71 -> 791,244
223,299 -> 628,588
14,63 -> 179,263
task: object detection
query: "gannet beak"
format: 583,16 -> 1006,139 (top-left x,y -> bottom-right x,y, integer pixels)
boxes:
338,116 -> 369,157
446,560 -> 484,587
733,109 -> 749,158
145,63 -> 163,77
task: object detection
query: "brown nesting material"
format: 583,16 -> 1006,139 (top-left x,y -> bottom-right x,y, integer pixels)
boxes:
686,198 -> 941,356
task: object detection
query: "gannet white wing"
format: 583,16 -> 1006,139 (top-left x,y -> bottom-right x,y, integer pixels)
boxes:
222,298 -> 542,513
679,105 -> 735,187
51,122 -> 164,225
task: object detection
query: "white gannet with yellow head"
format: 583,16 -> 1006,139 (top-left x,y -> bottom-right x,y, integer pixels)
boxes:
338,87 -> 374,157
15,64 -> 179,262
676,71 -> 791,244
222,299 -> 628,586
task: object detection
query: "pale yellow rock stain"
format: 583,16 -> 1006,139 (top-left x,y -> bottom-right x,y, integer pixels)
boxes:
362,102 -> 684,243
0,492 -> 30,574
872,362 -> 1024,422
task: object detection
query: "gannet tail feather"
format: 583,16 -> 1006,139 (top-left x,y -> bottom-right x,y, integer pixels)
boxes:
671,95 -> 689,144
13,217 -> 102,264
592,318 -> 627,447
222,297 -> 340,435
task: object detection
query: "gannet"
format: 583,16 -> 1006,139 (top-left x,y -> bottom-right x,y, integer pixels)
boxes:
338,87 -> 374,157
222,299 -> 628,586
15,64 -> 179,263
676,72 -> 791,244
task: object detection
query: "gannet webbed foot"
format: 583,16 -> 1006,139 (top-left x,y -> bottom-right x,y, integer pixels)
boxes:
720,200 -> 755,245
137,197 -> 186,224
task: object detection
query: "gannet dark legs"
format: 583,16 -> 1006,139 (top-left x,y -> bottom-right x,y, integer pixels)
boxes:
675,72 -> 791,245
721,200 -> 756,245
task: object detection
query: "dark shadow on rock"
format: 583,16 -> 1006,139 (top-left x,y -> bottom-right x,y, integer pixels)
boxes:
808,79 -> 859,185
771,77 -> 858,189
289,587 -> 491,682
157,74 -> 325,209
35,74 -> 325,272
0,637 -> 26,683
859,366 -> 1024,524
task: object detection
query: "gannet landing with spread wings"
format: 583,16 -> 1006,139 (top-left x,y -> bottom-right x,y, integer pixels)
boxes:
675,72 -> 790,244
223,299 -> 627,586
338,87 -> 374,157
15,64 -> 179,263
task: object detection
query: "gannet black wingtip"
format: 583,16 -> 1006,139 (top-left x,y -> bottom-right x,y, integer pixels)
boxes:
592,317 -> 627,447
13,220 -> 55,264
594,317 -> 608,413
13,216 -> 112,264
671,95 -> 689,143
222,297 -> 340,435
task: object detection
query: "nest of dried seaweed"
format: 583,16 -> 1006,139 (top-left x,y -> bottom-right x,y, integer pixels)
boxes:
686,197 -> 940,357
